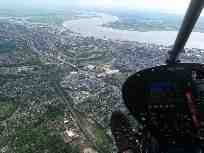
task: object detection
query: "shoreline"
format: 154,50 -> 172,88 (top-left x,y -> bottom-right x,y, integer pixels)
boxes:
63,12 -> 204,49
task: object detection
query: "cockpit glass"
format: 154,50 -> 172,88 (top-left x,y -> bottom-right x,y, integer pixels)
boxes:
0,0 -> 204,152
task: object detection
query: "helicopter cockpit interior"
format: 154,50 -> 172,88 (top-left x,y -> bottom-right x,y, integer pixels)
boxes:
122,0 -> 204,150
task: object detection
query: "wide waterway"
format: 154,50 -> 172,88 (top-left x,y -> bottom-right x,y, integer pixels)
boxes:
63,13 -> 204,49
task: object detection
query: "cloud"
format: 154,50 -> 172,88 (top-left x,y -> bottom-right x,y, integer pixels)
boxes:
0,0 -> 191,13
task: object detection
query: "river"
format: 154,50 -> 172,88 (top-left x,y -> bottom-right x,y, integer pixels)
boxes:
63,13 -> 204,49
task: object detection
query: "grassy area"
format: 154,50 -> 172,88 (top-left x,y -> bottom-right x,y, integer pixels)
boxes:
95,128 -> 107,144
13,127 -> 80,153
45,104 -> 65,120
0,125 -> 4,135
95,128 -> 112,153
0,102 -> 17,121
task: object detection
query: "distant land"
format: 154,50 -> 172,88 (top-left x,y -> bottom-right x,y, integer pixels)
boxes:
63,12 -> 204,49
103,10 -> 204,33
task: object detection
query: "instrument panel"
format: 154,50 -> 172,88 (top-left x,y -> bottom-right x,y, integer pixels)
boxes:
122,63 -> 204,144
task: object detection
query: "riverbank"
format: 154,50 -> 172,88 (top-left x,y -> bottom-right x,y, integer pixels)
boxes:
63,12 -> 204,49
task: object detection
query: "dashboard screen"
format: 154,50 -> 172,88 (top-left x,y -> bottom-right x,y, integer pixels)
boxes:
149,82 -> 177,104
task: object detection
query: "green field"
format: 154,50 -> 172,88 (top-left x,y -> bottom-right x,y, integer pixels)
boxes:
0,101 -> 17,121
13,127 -> 80,153
95,128 -> 112,153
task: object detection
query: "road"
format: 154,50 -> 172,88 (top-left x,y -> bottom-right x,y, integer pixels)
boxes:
52,80 -> 112,153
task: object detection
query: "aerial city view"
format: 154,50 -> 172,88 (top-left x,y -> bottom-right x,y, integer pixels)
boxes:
0,0 -> 204,153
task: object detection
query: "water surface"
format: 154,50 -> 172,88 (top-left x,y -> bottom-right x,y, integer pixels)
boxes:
63,13 -> 204,49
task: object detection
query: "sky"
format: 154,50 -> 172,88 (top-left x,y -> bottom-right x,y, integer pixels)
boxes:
0,0 -> 191,14
77,0 -> 190,12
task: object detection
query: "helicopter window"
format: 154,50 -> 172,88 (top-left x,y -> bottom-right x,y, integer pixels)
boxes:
0,0 -> 204,152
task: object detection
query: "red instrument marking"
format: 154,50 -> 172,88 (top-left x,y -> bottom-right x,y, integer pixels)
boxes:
185,90 -> 200,129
